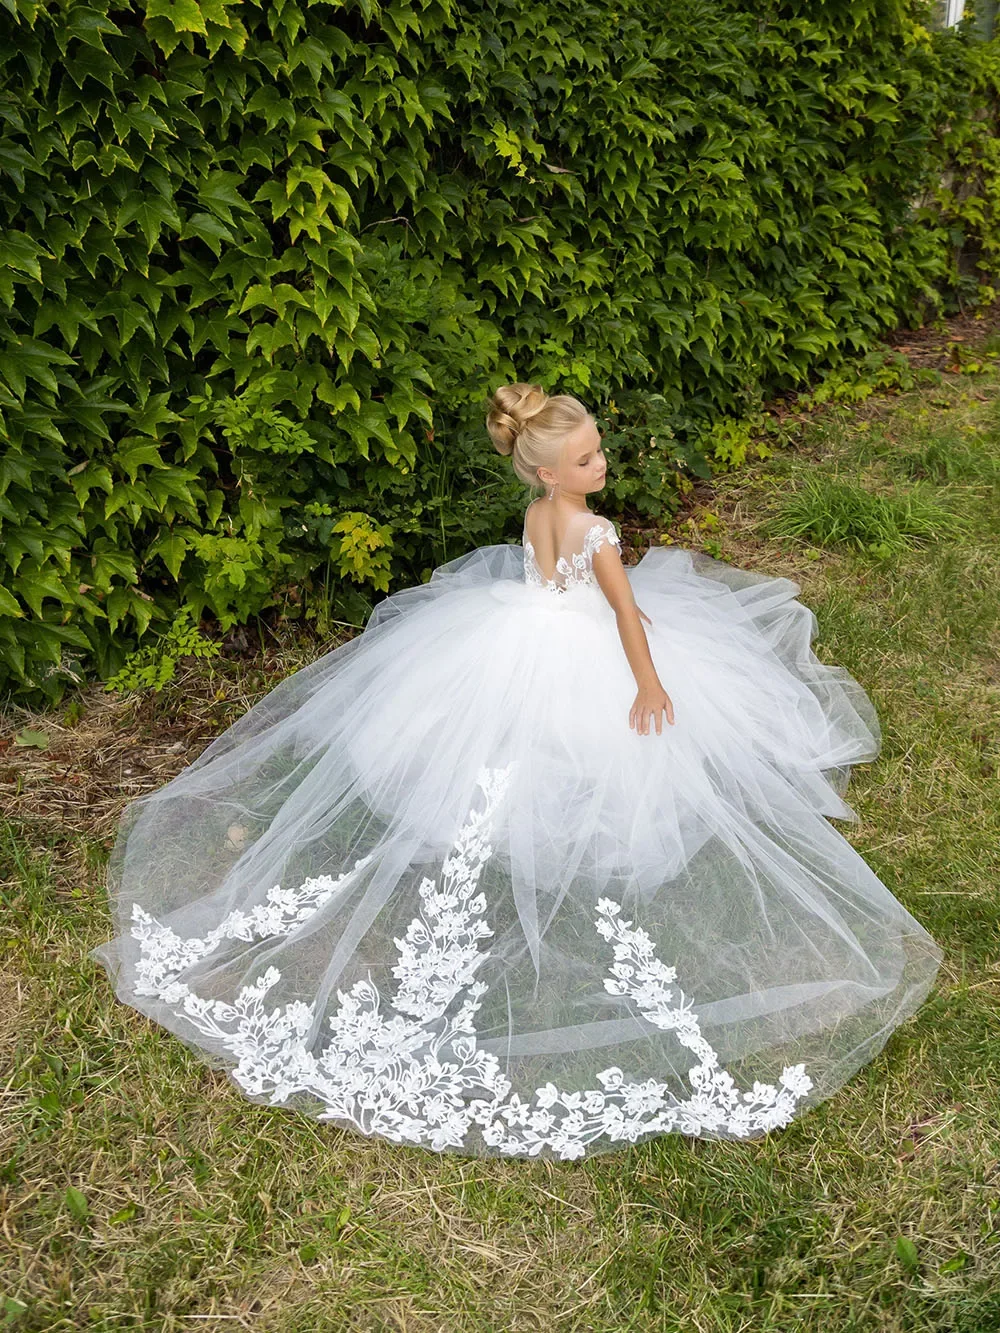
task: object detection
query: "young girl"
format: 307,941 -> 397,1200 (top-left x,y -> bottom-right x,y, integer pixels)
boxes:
92,382 -> 942,1162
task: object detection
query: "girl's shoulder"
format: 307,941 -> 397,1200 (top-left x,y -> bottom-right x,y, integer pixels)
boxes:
578,509 -> 617,536
526,499 -> 607,523
524,502 -> 616,545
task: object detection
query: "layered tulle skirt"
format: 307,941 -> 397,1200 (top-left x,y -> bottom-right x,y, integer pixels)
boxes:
91,542 -> 942,1160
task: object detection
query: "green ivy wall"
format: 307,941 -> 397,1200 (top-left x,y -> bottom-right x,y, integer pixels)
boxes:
1,0 -> 999,702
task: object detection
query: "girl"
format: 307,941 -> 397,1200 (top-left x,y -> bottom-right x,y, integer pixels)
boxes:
92,383 -> 941,1161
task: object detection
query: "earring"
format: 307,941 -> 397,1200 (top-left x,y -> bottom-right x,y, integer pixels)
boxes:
547,482 -> 557,500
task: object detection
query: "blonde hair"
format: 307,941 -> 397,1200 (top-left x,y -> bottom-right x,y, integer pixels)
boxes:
485,383 -> 591,492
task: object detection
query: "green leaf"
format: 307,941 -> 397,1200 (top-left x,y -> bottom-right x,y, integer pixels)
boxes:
245,322 -> 297,361
14,568 -> 71,618
117,196 -> 182,250
0,585 -> 23,617
316,379 -> 361,412
200,0 -> 235,29
198,171 -> 252,223
0,337 -> 76,400
106,585 -> 130,632
938,1252 -> 969,1274
116,443 -> 168,479
895,1236 -> 920,1270
14,728 -> 49,749
64,1186 -> 89,1222
181,212 -> 235,257
147,530 -> 188,579
65,46 -> 122,92
33,296 -> 102,352
146,0 -> 208,36
0,233 -> 52,282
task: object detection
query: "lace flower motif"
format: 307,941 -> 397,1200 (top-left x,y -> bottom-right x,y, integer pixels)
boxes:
524,520 -> 622,595
129,764 -> 814,1160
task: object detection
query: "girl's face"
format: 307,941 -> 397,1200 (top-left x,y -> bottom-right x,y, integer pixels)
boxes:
542,416 -> 607,496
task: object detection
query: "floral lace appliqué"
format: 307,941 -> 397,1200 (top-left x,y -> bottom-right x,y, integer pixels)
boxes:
524,520 -> 622,595
129,764 -> 813,1159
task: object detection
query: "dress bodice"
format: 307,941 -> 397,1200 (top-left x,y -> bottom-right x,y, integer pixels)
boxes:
522,503 -> 623,594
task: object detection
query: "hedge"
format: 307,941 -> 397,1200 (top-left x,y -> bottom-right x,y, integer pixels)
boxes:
1,0 -> 999,702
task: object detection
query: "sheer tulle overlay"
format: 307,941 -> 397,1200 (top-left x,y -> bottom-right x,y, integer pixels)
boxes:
91,510 -> 942,1160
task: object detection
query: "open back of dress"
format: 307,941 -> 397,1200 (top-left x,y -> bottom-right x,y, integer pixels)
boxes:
522,504 -> 622,594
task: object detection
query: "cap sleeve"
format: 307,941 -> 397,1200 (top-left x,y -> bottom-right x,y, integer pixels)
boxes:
590,516 -> 622,556
584,516 -> 622,563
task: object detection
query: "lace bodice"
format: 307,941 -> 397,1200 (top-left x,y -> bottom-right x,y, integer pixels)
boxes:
522,504 -> 623,594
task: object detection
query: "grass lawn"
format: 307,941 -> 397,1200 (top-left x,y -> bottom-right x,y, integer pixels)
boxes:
2,327 -> 1000,1331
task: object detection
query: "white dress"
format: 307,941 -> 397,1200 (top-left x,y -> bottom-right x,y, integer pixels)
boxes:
92,503 -> 942,1161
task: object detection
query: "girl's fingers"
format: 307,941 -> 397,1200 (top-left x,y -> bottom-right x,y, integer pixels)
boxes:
632,702 -> 680,734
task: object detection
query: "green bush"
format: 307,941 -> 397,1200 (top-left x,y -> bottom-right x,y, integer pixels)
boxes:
2,0 -> 1000,702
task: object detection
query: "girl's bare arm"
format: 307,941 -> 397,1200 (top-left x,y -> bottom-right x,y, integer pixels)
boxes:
593,541 -> 676,732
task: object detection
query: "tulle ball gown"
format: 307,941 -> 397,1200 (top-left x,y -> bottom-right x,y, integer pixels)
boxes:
91,503 -> 942,1161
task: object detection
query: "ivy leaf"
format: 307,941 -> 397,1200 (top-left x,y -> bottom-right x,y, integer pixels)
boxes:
65,10 -> 124,52
14,568 -> 72,618
0,233 -> 52,282
198,171 -> 253,223
147,529 -> 188,579
117,196 -> 182,249
181,212 -> 235,257
146,0 -> 209,36
0,585 -> 23,617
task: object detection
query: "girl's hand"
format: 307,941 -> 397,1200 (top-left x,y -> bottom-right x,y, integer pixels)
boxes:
637,606 -> 652,625
630,683 -> 675,734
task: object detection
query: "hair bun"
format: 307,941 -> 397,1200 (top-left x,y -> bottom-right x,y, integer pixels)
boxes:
485,383 -> 549,456
484,383 -> 589,490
